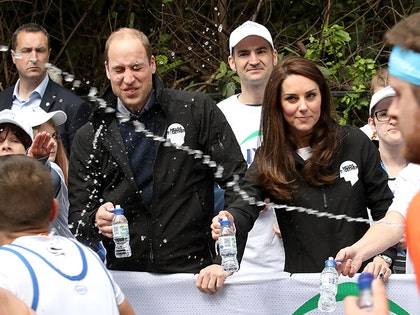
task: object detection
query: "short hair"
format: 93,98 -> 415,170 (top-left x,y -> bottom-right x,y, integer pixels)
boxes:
104,28 -> 152,63
386,12 -> 420,103
11,23 -> 50,51
386,12 -> 420,53
0,155 -> 53,232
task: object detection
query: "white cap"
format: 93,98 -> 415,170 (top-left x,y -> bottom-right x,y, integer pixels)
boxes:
0,109 -> 34,141
369,86 -> 396,115
229,21 -> 274,55
22,106 -> 67,127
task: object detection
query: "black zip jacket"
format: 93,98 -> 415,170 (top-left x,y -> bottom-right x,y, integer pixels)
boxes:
68,75 -> 247,273
227,125 -> 394,273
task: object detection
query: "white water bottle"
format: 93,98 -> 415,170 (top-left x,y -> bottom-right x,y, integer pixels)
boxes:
358,272 -> 374,311
112,205 -> 132,258
219,217 -> 239,272
318,257 -> 338,312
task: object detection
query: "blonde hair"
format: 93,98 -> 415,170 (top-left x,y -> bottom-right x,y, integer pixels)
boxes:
370,69 -> 389,95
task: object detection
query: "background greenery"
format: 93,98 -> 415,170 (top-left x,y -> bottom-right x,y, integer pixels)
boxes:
0,0 -> 419,126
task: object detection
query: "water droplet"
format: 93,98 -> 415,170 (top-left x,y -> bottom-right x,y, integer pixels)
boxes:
73,80 -> 81,88
64,74 -> 75,82
218,25 -> 223,32
13,52 -> 23,59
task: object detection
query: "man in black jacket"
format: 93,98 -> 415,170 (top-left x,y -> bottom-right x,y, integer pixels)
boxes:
0,23 -> 91,154
68,28 -> 247,294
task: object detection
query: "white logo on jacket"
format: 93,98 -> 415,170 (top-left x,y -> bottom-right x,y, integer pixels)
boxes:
167,123 -> 185,146
339,160 -> 359,186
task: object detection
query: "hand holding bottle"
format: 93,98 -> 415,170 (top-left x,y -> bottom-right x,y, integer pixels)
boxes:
95,201 -> 116,238
219,216 -> 239,272
211,210 -> 235,241
112,205 -> 132,258
344,278 -> 389,314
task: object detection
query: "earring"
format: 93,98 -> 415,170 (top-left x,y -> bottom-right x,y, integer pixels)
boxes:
371,132 -> 377,140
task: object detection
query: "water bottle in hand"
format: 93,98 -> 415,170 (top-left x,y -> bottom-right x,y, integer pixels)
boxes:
358,272 -> 374,311
112,205 -> 132,258
219,216 -> 239,272
318,257 -> 338,312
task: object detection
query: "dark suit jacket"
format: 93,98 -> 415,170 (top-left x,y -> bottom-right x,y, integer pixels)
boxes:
0,77 -> 91,154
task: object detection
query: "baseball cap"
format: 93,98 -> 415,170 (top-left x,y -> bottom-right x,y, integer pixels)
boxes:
369,85 -> 396,115
229,21 -> 274,55
0,109 -> 34,141
23,106 -> 67,127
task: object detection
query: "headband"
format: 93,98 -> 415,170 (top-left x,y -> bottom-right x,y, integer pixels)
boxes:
389,45 -> 420,86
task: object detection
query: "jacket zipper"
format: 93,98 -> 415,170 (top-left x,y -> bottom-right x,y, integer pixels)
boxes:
321,188 -> 328,209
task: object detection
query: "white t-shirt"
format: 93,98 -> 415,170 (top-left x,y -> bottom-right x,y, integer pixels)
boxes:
50,162 -> 74,239
0,235 -> 123,314
389,163 -> 420,219
388,163 -> 420,274
218,95 -> 262,165
218,94 -> 285,279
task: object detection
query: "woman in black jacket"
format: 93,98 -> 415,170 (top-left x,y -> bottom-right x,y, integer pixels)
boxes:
212,56 -> 395,278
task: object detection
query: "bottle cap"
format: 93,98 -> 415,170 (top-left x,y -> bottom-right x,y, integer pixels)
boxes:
113,205 -> 124,214
324,257 -> 337,267
220,216 -> 231,226
358,272 -> 374,290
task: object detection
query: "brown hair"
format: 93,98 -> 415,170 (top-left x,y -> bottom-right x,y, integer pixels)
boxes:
11,23 -> 50,51
255,56 -> 340,200
104,28 -> 152,63
386,12 -> 420,53
386,12 -> 420,106
0,155 -> 53,232
33,120 -> 68,186
0,123 -> 32,150
370,68 -> 389,95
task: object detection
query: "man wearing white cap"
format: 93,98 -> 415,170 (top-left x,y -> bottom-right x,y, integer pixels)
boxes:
216,21 -> 285,280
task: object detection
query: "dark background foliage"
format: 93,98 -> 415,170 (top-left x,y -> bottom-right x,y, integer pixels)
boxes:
0,0 -> 419,124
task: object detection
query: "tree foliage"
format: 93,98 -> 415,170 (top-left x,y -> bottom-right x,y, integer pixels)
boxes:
0,0 -> 418,125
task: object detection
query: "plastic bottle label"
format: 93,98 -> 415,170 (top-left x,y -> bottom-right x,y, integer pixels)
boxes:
113,223 -> 129,238
219,236 -> 237,250
320,272 -> 337,285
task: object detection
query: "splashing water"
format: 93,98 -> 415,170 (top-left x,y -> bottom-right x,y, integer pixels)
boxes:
38,60 -> 402,230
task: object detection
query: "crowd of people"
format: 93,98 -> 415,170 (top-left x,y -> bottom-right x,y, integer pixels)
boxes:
0,11 -> 419,313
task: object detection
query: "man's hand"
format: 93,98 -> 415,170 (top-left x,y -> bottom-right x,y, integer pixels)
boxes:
95,202 -> 115,238
335,247 -> 392,281
335,246 -> 362,278
344,279 -> 389,314
195,264 -> 232,294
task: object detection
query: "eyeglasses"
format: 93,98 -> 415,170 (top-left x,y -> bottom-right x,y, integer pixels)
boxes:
372,110 -> 390,123
51,133 -> 61,141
